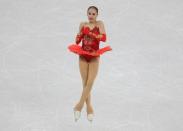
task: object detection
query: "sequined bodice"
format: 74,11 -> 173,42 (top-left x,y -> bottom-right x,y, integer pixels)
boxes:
82,26 -> 100,52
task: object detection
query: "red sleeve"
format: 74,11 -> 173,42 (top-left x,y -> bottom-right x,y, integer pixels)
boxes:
99,34 -> 106,42
75,33 -> 83,45
88,32 -> 107,42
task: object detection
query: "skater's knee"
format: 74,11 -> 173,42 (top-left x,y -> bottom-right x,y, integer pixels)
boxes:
86,80 -> 94,88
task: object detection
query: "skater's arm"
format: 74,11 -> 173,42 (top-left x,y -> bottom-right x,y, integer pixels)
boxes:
77,22 -> 85,34
87,21 -> 107,42
96,20 -> 106,42
75,22 -> 84,44
98,20 -> 106,34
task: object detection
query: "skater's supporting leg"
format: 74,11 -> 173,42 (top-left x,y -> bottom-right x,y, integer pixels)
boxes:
77,57 -> 100,110
74,56 -> 89,111
79,56 -> 92,106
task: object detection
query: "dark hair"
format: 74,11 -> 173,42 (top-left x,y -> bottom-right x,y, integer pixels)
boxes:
87,6 -> 98,14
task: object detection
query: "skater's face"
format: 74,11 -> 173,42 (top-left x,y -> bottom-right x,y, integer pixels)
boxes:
87,8 -> 98,22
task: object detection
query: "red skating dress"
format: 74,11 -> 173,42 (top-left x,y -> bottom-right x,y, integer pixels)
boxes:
68,26 -> 112,62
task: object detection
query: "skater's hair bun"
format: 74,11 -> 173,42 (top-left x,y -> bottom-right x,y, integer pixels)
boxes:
87,6 -> 98,14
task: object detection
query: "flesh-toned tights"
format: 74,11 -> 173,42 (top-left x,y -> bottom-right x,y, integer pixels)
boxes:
74,55 -> 100,114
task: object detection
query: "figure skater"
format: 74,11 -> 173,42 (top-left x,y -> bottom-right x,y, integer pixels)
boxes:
68,6 -> 112,122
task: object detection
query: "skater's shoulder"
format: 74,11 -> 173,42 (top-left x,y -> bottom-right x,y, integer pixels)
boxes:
79,21 -> 87,26
97,20 -> 104,25
78,22 -> 86,29
79,21 -> 104,27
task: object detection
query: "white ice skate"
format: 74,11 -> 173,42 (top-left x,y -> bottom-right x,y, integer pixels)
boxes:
87,113 -> 94,122
73,108 -> 81,122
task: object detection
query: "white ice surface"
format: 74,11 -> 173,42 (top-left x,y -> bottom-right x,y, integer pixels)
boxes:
0,0 -> 183,131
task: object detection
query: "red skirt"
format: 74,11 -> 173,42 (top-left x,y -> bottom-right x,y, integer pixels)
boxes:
68,44 -> 112,57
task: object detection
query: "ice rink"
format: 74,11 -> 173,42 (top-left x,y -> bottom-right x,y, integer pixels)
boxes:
0,0 -> 183,131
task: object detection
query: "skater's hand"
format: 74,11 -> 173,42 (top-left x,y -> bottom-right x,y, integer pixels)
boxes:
87,32 -> 106,42
75,32 -> 83,45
